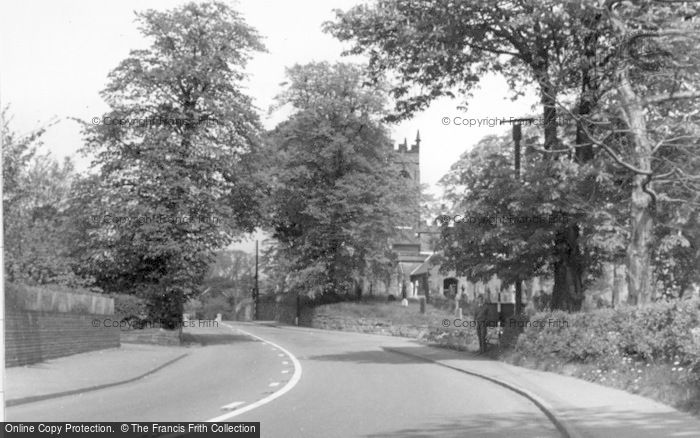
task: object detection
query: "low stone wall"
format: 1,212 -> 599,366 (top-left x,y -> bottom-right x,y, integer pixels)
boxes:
308,313 -> 504,352
309,314 -> 431,338
120,328 -> 181,346
6,310 -> 120,367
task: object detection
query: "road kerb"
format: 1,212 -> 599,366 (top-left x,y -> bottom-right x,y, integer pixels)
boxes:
6,353 -> 188,407
383,347 -> 586,438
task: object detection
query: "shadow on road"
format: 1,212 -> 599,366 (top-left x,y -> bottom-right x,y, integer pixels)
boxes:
181,332 -> 255,346
365,411 -> 559,438
306,345 -> 492,365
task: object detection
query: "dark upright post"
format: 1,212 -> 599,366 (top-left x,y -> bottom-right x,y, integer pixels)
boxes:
254,240 -> 259,321
513,123 -> 523,316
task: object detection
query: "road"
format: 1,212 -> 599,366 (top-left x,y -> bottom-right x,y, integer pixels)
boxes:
8,322 -> 560,437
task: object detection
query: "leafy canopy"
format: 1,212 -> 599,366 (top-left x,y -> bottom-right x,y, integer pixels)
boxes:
77,2 -> 266,317
266,62 -> 414,296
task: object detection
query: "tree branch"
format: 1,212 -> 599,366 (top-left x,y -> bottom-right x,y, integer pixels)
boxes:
645,91 -> 700,105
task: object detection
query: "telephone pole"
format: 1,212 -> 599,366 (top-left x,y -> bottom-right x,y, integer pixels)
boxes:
254,240 -> 259,320
513,123 -> 523,316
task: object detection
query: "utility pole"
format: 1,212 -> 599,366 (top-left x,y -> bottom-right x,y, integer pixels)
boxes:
513,123 -> 523,316
500,118 -> 535,316
254,240 -> 259,321
514,124 -> 521,179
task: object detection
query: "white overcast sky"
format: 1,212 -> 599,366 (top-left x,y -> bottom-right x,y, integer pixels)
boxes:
1,0 -> 539,195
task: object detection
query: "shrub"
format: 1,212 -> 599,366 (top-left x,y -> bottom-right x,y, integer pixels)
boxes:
184,298 -> 203,317
201,295 -> 234,320
429,294 -> 458,312
532,292 -> 552,311
146,290 -> 185,330
70,302 -> 91,314
111,293 -> 148,325
515,298 -> 700,372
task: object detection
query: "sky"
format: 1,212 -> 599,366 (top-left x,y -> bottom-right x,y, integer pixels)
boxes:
1,0 -> 540,252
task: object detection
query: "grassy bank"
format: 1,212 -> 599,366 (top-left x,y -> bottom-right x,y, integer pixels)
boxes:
307,298 -> 497,350
502,300 -> 700,417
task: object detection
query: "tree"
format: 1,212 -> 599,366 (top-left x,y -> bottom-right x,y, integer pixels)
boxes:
2,112 -> 88,287
327,0 -> 700,308
266,62 -> 412,297
437,131 -> 627,309
325,0 -> 611,310
564,0 -> 700,303
202,249 -> 255,299
77,2 -> 266,327
589,1 -> 700,303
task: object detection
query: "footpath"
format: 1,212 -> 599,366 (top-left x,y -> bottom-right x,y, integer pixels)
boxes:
383,342 -> 700,438
6,343 -> 188,406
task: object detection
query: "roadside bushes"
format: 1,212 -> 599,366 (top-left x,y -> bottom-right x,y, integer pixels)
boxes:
146,289 -> 186,330
511,298 -> 700,416
420,325 -> 480,351
200,296 -> 234,320
111,293 -> 148,327
515,298 -> 700,373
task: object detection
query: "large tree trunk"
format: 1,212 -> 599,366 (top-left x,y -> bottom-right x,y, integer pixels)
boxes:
540,76 -> 590,312
514,281 -> 523,315
612,264 -> 620,308
626,175 -> 653,305
551,224 -> 585,311
618,70 -> 655,305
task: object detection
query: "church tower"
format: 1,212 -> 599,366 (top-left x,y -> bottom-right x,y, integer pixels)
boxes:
389,131 -> 425,297
396,131 -> 420,184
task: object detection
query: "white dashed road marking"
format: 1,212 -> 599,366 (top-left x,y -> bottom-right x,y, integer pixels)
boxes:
206,324 -> 303,422
221,401 -> 245,411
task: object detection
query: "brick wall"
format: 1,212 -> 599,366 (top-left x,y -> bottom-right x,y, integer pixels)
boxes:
5,310 -> 120,367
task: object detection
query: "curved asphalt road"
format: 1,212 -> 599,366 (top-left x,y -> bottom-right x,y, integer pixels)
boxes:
8,323 -> 560,437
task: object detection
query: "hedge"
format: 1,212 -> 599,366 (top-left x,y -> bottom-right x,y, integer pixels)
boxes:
110,293 -> 148,322
515,298 -> 700,373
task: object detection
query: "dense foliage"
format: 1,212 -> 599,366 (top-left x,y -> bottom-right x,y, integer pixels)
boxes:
265,62 -> 414,297
516,298 -> 700,376
436,132 -> 628,295
328,0 -> 700,307
73,2 -> 267,327
2,114 -> 90,287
